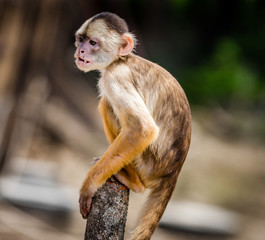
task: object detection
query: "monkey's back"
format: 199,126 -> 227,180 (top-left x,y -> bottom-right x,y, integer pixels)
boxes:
126,54 -> 191,182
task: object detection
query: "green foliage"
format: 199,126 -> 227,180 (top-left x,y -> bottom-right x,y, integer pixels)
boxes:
183,38 -> 263,108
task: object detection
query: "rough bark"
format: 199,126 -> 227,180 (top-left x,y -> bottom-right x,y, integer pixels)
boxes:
84,177 -> 130,240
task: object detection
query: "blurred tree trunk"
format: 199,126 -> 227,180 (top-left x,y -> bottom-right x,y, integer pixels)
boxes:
0,0 -> 63,171
0,0 -> 41,171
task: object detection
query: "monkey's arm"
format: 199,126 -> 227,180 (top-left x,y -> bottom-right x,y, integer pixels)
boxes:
98,98 -> 118,144
79,78 -> 158,218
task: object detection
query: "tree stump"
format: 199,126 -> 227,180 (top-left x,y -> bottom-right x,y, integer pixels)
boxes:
84,177 -> 130,240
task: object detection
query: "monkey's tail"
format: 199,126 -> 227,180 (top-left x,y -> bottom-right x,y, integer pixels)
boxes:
130,175 -> 178,240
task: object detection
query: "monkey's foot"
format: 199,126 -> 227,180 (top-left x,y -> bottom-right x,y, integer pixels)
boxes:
114,173 -> 145,193
92,157 -> 100,165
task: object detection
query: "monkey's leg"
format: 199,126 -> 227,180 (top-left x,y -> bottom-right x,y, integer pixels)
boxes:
92,155 -> 144,193
115,164 -> 145,193
92,158 -> 144,193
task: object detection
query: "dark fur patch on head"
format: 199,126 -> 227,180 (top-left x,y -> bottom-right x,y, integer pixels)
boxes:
91,12 -> 129,34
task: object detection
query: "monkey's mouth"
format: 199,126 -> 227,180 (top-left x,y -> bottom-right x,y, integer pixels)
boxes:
75,57 -> 92,70
77,57 -> 90,64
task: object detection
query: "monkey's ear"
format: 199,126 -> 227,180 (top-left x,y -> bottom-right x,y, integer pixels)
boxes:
118,33 -> 134,56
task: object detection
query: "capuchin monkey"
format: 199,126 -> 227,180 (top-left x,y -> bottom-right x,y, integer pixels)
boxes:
74,12 -> 191,240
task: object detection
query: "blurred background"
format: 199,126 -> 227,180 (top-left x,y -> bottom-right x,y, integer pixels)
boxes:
0,0 -> 264,239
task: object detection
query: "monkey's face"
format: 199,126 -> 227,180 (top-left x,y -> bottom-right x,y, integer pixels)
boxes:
74,35 -> 100,71
74,20 -> 122,72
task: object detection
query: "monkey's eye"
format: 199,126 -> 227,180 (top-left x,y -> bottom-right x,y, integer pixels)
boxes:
76,35 -> 84,43
89,40 -> 97,46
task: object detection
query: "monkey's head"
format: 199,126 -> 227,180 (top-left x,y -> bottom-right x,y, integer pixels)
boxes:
74,12 -> 136,72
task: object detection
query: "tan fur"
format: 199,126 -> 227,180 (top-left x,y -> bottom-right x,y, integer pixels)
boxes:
75,12 -> 191,239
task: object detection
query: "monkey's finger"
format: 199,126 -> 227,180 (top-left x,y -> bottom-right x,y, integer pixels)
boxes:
79,198 -> 88,219
82,212 -> 88,219
86,198 -> 92,213
81,206 -> 88,219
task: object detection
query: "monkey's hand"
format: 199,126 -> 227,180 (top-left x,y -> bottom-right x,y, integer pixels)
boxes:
79,158 -> 102,218
79,191 -> 93,219
79,180 -> 96,219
